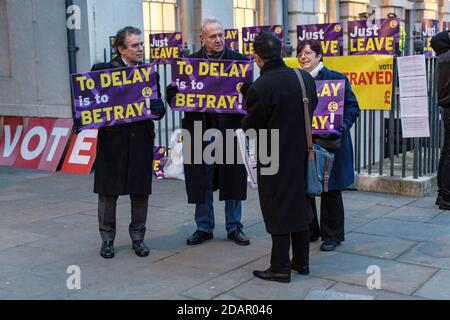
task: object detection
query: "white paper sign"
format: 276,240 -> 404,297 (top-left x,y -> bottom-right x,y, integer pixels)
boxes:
397,55 -> 426,77
399,75 -> 428,98
397,55 -> 430,138
236,129 -> 258,188
400,97 -> 429,117
401,117 -> 430,138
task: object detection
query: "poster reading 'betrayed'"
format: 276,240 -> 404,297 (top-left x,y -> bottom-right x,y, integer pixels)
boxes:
150,32 -> 182,64
297,23 -> 344,56
312,80 -> 345,134
71,64 -> 159,130
242,25 -> 284,58
323,55 -> 393,110
170,58 -> 253,114
225,29 -> 240,52
422,19 -> 439,57
348,18 -> 400,55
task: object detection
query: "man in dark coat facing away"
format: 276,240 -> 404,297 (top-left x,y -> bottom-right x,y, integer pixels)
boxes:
166,18 -> 250,246
242,32 -> 317,283
431,30 -> 450,210
90,26 -> 166,259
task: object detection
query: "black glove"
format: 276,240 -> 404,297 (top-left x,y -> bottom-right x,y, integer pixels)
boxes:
150,99 -> 165,114
150,98 -> 166,120
165,84 -> 179,106
240,82 -> 253,98
72,114 -> 82,135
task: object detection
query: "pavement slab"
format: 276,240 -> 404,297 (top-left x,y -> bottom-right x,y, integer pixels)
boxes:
0,166 -> 448,299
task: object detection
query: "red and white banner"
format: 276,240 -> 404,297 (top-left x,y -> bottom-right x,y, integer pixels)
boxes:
0,117 -> 24,166
61,129 -> 98,175
0,116 -> 97,174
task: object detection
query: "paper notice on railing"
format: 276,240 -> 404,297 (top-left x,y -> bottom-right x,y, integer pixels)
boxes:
400,96 -> 429,117
397,55 -> 426,77
398,75 -> 428,98
401,117 -> 430,138
236,129 -> 258,188
398,55 -> 430,138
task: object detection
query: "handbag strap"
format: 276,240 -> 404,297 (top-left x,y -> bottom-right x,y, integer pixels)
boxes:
293,69 -> 314,152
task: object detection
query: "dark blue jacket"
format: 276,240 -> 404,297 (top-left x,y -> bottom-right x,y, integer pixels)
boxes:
315,66 -> 360,190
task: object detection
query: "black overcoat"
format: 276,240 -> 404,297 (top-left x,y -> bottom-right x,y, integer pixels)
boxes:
242,59 -> 317,235
182,47 -> 249,204
91,56 -> 164,195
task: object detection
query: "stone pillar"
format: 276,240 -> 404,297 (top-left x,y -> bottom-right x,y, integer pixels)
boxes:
193,0 -> 234,50
380,0 -> 407,21
411,0 -> 439,22
439,0 -> 450,23
269,0 -> 283,25
288,0 -> 327,52
339,0 -> 370,23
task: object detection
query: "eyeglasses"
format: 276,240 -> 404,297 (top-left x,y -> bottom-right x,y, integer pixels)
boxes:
297,50 -> 315,58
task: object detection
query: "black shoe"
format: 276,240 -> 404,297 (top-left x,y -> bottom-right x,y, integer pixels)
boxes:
227,228 -> 250,246
320,241 -> 339,252
100,241 -> 114,259
439,199 -> 450,210
436,195 -> 442,206
132,240 -> 150,257
186,230 -> 213,245
291,261 -> 309,275
253,268 -> 291,283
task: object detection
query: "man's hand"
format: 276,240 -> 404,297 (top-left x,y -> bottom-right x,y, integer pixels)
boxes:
165,84 -> 179,106
150,99 -> 166,120
150,99 -> 165,114
240,82 -> 253,98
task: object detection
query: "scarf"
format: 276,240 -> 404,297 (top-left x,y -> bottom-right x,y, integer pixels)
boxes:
309,61 -> 324,78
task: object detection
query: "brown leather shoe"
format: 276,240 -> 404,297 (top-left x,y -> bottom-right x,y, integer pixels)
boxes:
253,268 -> 291,283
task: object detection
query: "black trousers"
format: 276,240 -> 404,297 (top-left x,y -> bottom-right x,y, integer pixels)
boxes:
270,230 -> 309,274
98,194 -> 148,241
310,190 -> 345,244
438,108 -> 450,201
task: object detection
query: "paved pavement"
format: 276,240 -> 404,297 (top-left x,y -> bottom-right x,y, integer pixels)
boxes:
0,166 -> 449,300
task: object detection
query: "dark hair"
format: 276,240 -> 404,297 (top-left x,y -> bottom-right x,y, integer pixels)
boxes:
253,32 -> 282,60
115,26 -> 142,50
297,39 -> 323,57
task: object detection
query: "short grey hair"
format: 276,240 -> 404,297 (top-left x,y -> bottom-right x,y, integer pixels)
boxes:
200,18 -> 223,34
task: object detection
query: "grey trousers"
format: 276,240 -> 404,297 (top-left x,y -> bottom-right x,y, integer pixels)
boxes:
98,194 -> 149,241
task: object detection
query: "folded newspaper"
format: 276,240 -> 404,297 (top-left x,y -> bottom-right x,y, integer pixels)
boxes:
236,129 -> 258,188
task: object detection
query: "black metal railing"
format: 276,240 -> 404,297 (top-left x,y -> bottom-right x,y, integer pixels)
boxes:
352,57 -> 443,179
105,48 -> 443,179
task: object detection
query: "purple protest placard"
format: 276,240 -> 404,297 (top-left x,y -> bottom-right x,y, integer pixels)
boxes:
297,23 -> 343,56
225,29 -> 240,52
150,32 -> 182,64
242,25 -> 284,59
110,36 -> 118,60
153,146 -> 166,179
312,80 -> 345,135
348,18 -> 400,55
422,19 -> 439,57
170,58 -> 253,115
71,64 -> 159,130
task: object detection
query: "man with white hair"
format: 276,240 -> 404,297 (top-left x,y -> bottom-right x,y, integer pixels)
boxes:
166,18 -> 251,246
